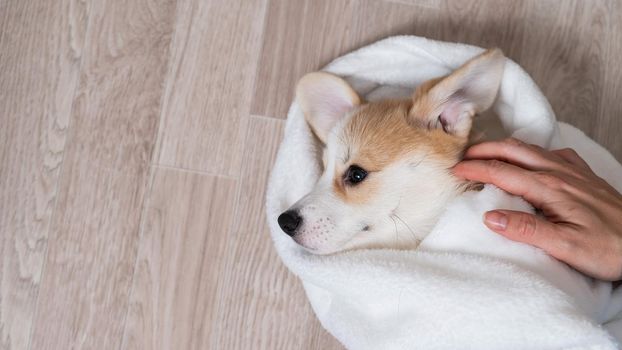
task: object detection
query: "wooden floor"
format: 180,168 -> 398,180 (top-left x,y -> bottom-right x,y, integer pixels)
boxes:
1,0 -> 621,349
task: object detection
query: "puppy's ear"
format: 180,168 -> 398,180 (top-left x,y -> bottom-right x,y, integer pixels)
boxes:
296,72 -> 360,143
409,48 -> 505,138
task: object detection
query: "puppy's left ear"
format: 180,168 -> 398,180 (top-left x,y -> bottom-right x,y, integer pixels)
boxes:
409,48 -> 505,138
296,72 -> 361,144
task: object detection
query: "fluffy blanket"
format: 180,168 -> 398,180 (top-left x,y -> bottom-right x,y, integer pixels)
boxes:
265,36 -> 622,349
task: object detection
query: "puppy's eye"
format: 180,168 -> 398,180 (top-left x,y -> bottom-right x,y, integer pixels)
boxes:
345,165 -> 367,185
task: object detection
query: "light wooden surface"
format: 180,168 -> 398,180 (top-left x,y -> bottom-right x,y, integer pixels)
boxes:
1,1 -> 88,349
1,0 -> 620,349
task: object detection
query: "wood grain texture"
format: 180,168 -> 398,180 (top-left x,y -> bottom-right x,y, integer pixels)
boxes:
153,0 -> 268,176
251,0 -> 442,119
596,0 -> 622,160
433,0 -> 527,59
251,0 -> 357,119
2,0 -> 622,349
347,0 -> 440,55
515,0 -> 611,154
385,0 -> 440,9
121,168 -> 237,350
28,0 -> 176,348
0,1 -> 88,349
209,116 -> 344,350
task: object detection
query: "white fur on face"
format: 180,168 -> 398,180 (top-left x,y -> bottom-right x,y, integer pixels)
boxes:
287,122 -> 463,255
287,50 -> 505,254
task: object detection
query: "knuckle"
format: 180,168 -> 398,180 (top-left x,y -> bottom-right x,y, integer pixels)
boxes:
504,137 -> 525,148
570,170 -> 591,183
534,172 -> 568,191
503,137 -> 545,156
514,214 -> 537,239
553,227 -> 583,262
556,234 -> 577,256
551,242 -> 575,264
561,147 -> 579,157
484,160 -> 507,179
487,159 -> 506,170
501,138 -> 526,153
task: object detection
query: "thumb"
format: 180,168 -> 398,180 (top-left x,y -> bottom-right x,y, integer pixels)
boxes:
483,210 -> 561,251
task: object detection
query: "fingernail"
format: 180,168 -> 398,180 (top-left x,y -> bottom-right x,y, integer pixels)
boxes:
484,211 -> 507,231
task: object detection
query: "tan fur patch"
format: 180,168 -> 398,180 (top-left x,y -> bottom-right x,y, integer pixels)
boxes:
409,48 -> 504,136
412,76 -> 444,103
332,99 -> 467,204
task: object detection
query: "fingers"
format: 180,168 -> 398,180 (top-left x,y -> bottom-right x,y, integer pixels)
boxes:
464,138 -> 561,171
464,138 -> 588,178
551,148 -> 591,170
461,139 -> 597,191
483,210 -> 572,262
453,160 -> 549,207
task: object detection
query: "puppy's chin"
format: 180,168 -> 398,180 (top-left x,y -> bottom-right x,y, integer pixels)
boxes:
293,236 -> 343,255
302,246 -> 339,255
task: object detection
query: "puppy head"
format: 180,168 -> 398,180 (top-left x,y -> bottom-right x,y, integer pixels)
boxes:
278,49 -> 505,254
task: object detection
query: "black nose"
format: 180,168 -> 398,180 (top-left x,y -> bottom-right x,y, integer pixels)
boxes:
278,210 -> 302,236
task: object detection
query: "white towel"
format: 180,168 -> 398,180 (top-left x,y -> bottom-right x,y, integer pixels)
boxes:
265,36 -> 622,350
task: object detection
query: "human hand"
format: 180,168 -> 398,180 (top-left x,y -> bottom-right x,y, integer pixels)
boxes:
453,138 -> 622,281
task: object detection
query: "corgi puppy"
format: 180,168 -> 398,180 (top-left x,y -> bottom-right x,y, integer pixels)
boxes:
277,49 -> 506,255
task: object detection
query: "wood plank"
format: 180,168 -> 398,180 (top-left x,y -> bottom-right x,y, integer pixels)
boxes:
121,168 -> 237,350
153,0 -> 268,177
0,1 -> 88,349
251,0 -> 443,119
596,0 -> 622,161
28,0 -> 177,348
348,0 -> 441,54
2,0 -> 619,349
381,0 -> 441,9
250,0 -> 357,119
434,0 -> 527,60
31,163 -> 151,349
516,0 -> 611,151
209,116 -> 344,349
